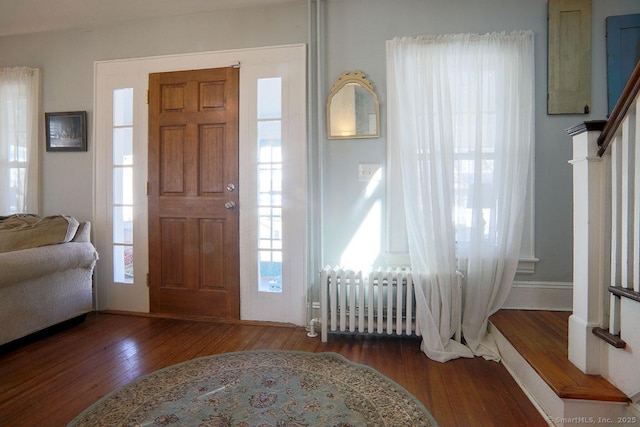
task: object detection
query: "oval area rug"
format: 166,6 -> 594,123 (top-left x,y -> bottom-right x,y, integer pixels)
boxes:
68,350 -> 437,427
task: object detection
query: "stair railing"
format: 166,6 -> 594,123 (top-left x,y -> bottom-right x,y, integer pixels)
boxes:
567,60 -> 640,374
594,60 -> 640,349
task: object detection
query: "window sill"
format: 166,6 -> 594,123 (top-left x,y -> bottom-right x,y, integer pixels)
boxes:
516,257 -> 540,275
385,253 -> 539,274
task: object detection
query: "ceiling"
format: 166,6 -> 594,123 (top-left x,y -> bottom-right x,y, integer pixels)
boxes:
0,0 -> 289,37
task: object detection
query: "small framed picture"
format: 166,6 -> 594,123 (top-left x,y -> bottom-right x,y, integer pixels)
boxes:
45,111 -> 87,152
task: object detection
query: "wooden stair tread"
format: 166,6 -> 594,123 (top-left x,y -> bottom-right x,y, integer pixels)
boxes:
490,310 -> 629,403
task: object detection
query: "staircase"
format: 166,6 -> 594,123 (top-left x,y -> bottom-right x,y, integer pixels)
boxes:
567,59 -> 640,398
491,61 -> 640,426
490,310 -> 634,426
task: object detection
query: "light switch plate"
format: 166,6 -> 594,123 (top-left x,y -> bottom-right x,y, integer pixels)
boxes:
358,163 -> 381,181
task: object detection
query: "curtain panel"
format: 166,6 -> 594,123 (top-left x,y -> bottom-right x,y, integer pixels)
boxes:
0,66 -> 40,215
386,31 -> 534,362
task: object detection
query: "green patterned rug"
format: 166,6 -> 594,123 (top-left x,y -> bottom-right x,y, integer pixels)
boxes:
68,350 -> 437,427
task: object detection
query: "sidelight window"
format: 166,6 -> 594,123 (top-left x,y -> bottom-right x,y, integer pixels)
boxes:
112,88 -> 134,284
257,78 -> 283,293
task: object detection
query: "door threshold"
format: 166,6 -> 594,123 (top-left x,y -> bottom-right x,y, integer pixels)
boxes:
99,309 -> 297,329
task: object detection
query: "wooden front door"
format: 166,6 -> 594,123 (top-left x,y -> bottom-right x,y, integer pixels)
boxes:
148,67 -> 240,319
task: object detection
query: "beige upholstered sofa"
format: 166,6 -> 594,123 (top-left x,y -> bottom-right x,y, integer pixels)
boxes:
0,215 -> 98,345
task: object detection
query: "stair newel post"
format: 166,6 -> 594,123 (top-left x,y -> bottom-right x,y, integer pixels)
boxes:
567,121 -> 608,374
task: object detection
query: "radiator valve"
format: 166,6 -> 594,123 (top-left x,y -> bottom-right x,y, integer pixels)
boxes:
307,318 -> 320,338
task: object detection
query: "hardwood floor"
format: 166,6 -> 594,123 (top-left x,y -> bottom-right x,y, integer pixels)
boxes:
0,312 -> 547,427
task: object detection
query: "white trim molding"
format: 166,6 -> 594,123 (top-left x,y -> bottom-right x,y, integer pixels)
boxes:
502,281 -> 573,311
516,257 -> 541,275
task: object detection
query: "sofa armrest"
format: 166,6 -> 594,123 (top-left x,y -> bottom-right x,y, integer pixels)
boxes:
71,221 -> 91,243
0,242 -> 98,288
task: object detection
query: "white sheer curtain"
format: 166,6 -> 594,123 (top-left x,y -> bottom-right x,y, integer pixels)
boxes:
387,32 -> 534,361
0,67 -> 40,215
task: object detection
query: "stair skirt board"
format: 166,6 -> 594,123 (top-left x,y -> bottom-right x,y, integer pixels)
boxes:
489,322 -> 630,427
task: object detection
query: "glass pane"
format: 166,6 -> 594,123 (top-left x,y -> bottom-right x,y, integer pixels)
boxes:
258,165 -> 282,195
113,206 -> 133,244
113,166 -> 133,205
9,144 -> 27,162
258,192 -> 272,206
271,167 -> 282,192
258,139 -> 282,163
257,78 -> 281,119
113,88 -> 133,126
259,219 -> 272,240
258,120 -> 281,144
113,127 -> 133,165
113,245 -> 133,284
259,239 -> 272,249
259,207 -> 272,217
8,167 -> 26,214
271,216 -> 282,240
258,252 -> 282,293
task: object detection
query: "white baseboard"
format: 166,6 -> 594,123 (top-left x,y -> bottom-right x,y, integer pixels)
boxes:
501,281 -> 573,311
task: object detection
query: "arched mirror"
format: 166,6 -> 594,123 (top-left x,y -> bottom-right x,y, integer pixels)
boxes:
327,70 -> 380,139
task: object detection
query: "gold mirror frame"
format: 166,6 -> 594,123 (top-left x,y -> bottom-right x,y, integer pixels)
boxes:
326,70 -> 380,139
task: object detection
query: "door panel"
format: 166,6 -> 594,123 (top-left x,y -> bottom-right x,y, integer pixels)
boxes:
547,0 -> 592,114
160,126 -> 186,193
199,125 -> 225,193
200,219 -> 225,288
148,67 -> 240,319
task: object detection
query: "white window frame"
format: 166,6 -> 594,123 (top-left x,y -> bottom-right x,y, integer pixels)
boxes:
0,68 -> 40,215
386,104 -> 537,275
239,52 -> 307,325
94,72 -> 149,313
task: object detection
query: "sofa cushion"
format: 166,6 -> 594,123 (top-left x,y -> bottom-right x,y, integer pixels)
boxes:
0,214 -> 80,253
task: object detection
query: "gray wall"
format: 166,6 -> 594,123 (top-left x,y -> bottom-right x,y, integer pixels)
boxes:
321,0 -> 640,283
1,0 -> 639,286
0,1 -> 308,221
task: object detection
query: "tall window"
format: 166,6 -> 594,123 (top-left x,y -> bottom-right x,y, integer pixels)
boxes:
387,32 -> 535,361
386,36 -> 536,273
451,64 -> 499,252
257,78 -> 283,293
112,88 -> 134,284
0,67 -> 40,214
